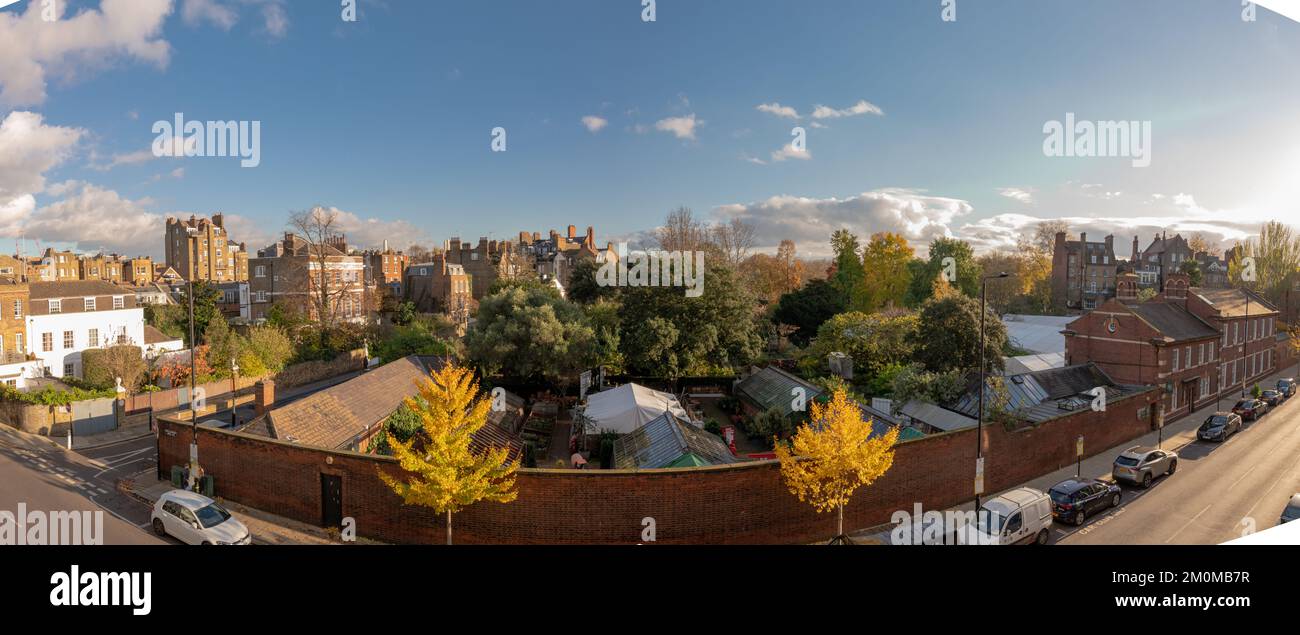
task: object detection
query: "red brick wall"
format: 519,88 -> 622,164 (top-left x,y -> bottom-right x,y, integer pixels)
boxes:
156,388 -> 1158,544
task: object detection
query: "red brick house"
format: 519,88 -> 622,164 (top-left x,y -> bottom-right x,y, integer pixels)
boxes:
1165,283 -> 1281,398
1063,272 -> 1222,422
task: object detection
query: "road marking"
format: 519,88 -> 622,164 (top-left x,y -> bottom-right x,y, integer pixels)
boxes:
1227,465 -> 1258,492
1164,504 -> 1212,544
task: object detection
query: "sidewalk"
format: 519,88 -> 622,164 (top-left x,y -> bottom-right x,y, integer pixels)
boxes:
851,365 -> 1299,544
119,470 -> 384,545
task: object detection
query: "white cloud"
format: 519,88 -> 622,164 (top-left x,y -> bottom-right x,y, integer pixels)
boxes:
756,102 -> 800,119
0,111 -> 83,211
581,115 -> 608,133
18,181 -> 163,253
258,1 -> 289,38
997,187 -> 1035,204
713,188 -> 971,258
282,206 -> 429,253
0,0 -> 173,107
654,114 -> 700,140
811,99 -> 884,119
181,0 -> 238,30
770,142 -> 811,162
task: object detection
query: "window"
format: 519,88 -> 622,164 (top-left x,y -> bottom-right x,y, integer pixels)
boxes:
84,297 -> 95,311
113,296 -> 125,310
1171,350 -> 1179,372
12,300 -> 19,319
1171,386 -> 1177,410
255,265 -> 266,278
42,333 -> 52,352
1233,322 -> 1239,344
1185,346 -> 1192,367
49,299 -> 61,314
63,363 -> 74,377
88,329 -> 99,348
63,331 -> 74,349
15,333 -> 22,353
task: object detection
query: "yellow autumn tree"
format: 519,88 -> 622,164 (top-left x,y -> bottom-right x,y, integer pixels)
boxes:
774,388 -> 898,544
379,364 -> 518,545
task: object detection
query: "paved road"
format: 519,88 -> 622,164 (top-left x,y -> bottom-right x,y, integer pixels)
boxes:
0,425 -> 165,545
1059,390 -> 1300,545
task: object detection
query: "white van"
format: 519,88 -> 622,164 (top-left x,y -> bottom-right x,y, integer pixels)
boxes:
976,487 -> 1053,545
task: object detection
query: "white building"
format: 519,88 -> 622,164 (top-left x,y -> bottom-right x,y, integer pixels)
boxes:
26,281 -> 146,379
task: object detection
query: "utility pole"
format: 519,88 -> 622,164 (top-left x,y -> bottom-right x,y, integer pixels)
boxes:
975,272 -> 1009,512
188,279 -> 199,491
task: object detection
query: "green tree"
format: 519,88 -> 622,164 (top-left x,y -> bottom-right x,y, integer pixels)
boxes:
617,262 -> 762,376
467,284 -> 597,385
808,310 -> 918,380
1179,258 -> 1203,287
856,232 -> 914,311
772,279 -> 847,347
245,325 -> 295,374
566,258 -> 615,305
828,229 -> 864,299
906,237 -> 979,306
144,303 -> 187,341
910,293 -> 1007,374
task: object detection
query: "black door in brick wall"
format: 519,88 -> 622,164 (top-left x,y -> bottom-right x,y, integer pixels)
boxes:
321,474 -> 343,528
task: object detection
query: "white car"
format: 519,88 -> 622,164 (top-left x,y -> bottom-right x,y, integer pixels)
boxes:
975,487 -> 1054,545
150,490 -> 251,545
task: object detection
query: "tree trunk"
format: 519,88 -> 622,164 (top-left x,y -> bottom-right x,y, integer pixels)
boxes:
446,509 -> 452,546
837,504 -> 844,538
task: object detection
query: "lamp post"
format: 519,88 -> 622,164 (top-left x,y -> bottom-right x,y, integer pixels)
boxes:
187,279 -> 199,492
974,272 -> 1009,512
230,357 -> 239,428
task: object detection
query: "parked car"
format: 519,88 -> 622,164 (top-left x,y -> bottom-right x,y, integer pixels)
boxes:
1048,479 -> 1122,526
975,487 -> 1053,545
151,490 -> 251,545
1281,494 -> 1300,525
1261,390 -> 1283,407
1197,412 -> 1242,442
1278,378 -> 1297,398
1232,398 -> 1268,421
1112,446 -> 1177,488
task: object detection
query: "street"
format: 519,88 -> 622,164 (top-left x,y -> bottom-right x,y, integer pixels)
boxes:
1058,390 -> 1300,545
0,425 -> 165,545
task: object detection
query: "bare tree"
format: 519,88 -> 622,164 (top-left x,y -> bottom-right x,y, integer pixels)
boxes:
289,206 -> 352,335
712,217 -> 757,268
657,206 -> 710,253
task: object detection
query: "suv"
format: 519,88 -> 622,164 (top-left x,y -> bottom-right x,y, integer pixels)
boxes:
1232,398 -> 1267,421
1048,479 -> 1121,526
1112,446 -> 1177,488
1277,378 -> 1297,398
151,489 -> 251,545
975,487 -> 1053,545
1197,412 -> 1242,442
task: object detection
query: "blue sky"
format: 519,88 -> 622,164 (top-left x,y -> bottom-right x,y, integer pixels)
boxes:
1,0 -> 1298,259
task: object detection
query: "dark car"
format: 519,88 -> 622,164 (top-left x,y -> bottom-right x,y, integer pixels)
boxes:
1277,378 -> 1297,398
1281,494 -> 1300,525
1232,398 -> 1267,421
1048,479 -> 1122,526
1261,389 -> 1283,407
1197,412 -> 1242,442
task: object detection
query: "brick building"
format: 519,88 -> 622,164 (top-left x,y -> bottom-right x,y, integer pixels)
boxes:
518,225 -> 619,290
403,254 -> 472,321
1051,231 -> 1118,312
249,233 -> 371,324
125,257 -> 155,286
1064,271 -> 1281,422
165,214 -> 249,283
1131,232 -> 1193,290
78,253 -> 125,284
443,236 -> 524,299
1170,285 -> 1280,400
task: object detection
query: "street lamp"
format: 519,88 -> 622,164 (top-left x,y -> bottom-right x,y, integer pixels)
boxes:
187,278 -> 199,492
975,272 -> 1010,512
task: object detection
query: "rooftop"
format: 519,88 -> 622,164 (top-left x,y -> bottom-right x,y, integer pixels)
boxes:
613,412 -> 737,469
1192,287 -> 1279,317
29,280 -> 132,300
1127,302 -> 1219,342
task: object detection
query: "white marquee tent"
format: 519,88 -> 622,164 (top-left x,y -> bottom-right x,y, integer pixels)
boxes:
582,383 -> 692,435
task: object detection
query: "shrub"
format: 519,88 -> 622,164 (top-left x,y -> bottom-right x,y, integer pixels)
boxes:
81,345 -> 146,392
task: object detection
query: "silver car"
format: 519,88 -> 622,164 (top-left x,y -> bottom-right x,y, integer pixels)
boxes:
1112,446 -> 1177,488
